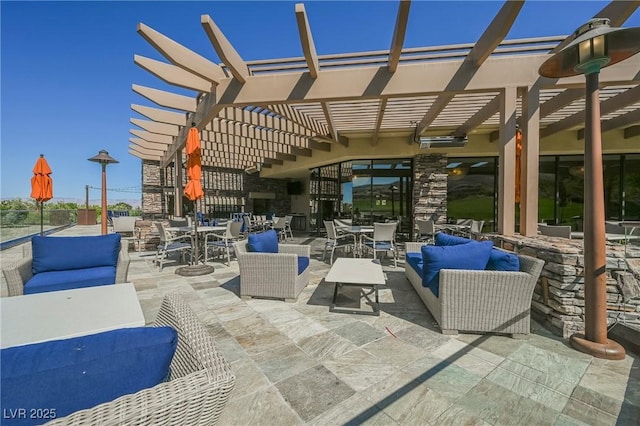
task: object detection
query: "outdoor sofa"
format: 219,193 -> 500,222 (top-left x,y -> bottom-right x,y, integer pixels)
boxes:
2,294 -> 236,425
405,233 -> 544,338
233,229 -> 310,301
1,234 -> 129,297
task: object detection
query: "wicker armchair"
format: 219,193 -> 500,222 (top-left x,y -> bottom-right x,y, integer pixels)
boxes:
45,294 -> 236,425
233,239 -> 310,301
2,241 -> 130,297
405,242 -> 544,338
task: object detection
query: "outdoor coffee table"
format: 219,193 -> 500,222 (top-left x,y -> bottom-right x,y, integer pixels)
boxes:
1,283 -> 145,349
325,258 -> 386,316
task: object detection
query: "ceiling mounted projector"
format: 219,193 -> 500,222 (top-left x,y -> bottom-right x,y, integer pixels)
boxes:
416,135 -> 468,149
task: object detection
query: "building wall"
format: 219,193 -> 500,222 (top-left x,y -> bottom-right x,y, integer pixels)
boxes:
141,160 -> 290,218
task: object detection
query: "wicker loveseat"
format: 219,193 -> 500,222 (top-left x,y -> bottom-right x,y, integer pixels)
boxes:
233,233 -> 310,301
405,240 -> 544,338
2,235 -> 130,297
39,294 -> 235,425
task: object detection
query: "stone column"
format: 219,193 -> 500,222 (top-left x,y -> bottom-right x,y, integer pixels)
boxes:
412,154 -> 448,224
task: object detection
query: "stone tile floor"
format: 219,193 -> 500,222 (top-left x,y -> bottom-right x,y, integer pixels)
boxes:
1,225 -> 639,425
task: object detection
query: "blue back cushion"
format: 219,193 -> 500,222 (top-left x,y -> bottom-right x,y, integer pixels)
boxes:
486,249 -> 520,271
297,256 -> 310,275
32,234 -> 121,274
247,230 -> 279,253
24,267 -> 117,295
435,232 -> 473,246
421,240 -> 493,297
1,326 -> 177,424
405,252 -> 423,275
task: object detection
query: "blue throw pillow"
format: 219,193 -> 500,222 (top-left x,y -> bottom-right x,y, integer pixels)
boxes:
435,232 -> 474,246
247,230 -> 279,253
1,326 -> 177,425
486,249 -> 520,271
297,256 -> 310,275
421,240 -> 493,297
32,234 -> 121,274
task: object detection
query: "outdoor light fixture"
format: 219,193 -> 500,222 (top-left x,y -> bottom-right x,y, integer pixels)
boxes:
88,150 -> 119,235
539,18 -> 640,360
416,136 -> 468,149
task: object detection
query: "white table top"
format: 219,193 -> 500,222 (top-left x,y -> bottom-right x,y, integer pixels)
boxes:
346,226 -> 374,233
167,225 -> 226,234
325,258 -> 386,285
1,283 -> 145,349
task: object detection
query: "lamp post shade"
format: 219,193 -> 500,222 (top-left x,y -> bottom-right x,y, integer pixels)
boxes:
88,150 -> 118,235
539,18 -> 640,77
538,19 -> 640,361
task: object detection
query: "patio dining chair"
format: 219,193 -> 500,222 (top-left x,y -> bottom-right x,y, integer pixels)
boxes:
361,221 -> 399,267
414,218 -> 436,243
323,220 -> 357,265
204,221 -> 243,265
153,222 -> 193,271
284,215 -> 294,240
271,216 -> 288,241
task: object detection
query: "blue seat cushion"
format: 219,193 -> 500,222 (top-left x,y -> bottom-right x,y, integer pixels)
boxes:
32,234 -> 121,274
297,256 -> 310,275
24,267 -> 117,295
405,252 -> 423,275
486,249 -> 520,271
247,230 -> 279,253
1,326 -> 177,425
421,240 -> 493,297
435,232 -> 473,246
363,241 -> 393,250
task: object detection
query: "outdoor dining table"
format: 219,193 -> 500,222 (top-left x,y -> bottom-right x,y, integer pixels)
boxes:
167,226 -> 227,264
344,226 -> 374,257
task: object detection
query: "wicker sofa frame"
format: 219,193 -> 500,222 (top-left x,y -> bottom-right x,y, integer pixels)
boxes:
405,242 -> 544,338
233,239 -> 310,301
45,294 -> 236,425
2,242 -> 130,297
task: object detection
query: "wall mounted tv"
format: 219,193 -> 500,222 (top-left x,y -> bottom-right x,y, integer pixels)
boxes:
287,181 -> 303,195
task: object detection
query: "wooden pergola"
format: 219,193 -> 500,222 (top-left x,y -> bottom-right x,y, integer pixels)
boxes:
130,0 -> 640,236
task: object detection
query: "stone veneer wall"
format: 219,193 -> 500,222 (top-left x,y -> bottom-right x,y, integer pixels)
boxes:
486,234 -> 640,338
142,160 -> 163,215
412,154 -> 448,223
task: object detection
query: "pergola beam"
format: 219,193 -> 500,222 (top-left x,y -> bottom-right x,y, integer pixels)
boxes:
295,3 -> 320,78
211,53 -> 640,107
131,104 -> 186,126
137,22 -> 225,83
453,95 -> 499,137
130,118 -> 179,137
542,85 -> 640,138
201,14 -> 249,83
372,98 -> 388,145
388,0 -> 411,73
577,109 -> 640,139
413,0 -> 524,138
130,130 -> 173,145
129,138 -> 169,151
132,84 -> 197,112
134,55 -> 213,93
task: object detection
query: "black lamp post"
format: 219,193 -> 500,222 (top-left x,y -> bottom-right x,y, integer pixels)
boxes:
88,150 -> 119,235
539,18 -> 640,360
389,184 -> 398,217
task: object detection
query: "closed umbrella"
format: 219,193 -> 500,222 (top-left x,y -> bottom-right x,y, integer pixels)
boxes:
176,126 -> 213,276
30,154 -> 53,235
515,130 -> 522,205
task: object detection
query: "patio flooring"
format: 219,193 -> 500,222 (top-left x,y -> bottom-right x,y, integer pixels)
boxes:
1,225 -> 639,425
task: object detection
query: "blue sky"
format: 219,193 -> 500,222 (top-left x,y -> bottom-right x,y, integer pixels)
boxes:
2,1 -> 638,203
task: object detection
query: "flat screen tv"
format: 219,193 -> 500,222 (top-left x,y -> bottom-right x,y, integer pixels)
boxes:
287,181 -> 303,195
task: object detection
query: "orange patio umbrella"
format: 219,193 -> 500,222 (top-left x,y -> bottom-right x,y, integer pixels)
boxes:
184,126 -> 204,265
515,130 -> 522,205
30,154 -> 53,235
